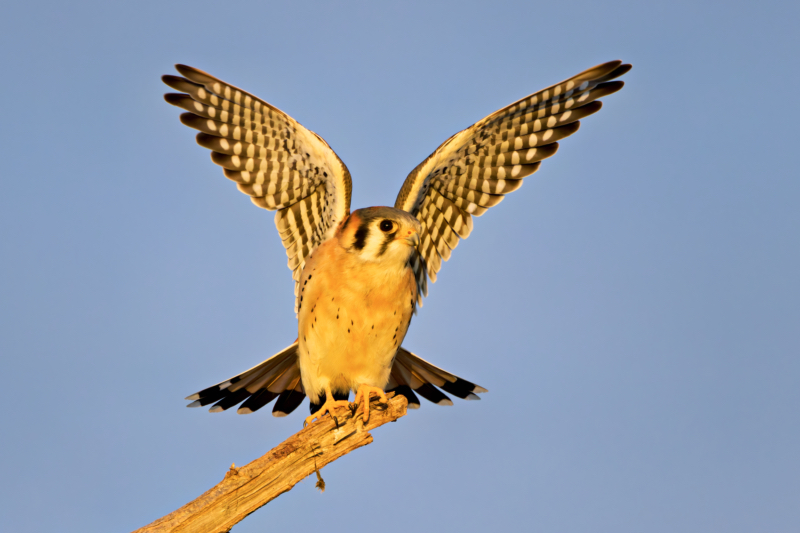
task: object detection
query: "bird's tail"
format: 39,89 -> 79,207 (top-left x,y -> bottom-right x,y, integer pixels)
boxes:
387,347 -> 487,408
185,343 -> 487,416
185,341 -> 305,417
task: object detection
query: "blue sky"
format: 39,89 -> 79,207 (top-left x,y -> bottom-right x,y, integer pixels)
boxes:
1,1 -> 798,531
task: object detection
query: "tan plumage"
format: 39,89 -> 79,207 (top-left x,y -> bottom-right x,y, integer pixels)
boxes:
165,60 -> 630,420
296,207 -> 420,406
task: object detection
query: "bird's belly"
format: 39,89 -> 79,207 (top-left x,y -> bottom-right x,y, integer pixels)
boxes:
297,263 -> 415,402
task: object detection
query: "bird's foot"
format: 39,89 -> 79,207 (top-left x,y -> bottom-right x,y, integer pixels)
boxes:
353,385 -> 388,424
305,398 -> 351,427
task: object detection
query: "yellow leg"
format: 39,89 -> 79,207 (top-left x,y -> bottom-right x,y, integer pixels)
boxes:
305,385 -> 351,426
353,385 -> 388,424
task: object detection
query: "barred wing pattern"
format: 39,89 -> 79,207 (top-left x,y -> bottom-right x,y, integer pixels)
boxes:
163,65 -> 352,311
395,60 -> 630,291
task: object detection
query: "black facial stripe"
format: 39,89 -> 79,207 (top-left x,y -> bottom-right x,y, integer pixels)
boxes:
377,230 -> 395,256
352,223 -> 370,251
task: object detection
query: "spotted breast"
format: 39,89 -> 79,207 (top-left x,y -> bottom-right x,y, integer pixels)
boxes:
296,206 -> 421,407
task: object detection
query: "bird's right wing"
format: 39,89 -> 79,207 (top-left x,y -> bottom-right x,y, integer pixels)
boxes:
162,65 -> 352,312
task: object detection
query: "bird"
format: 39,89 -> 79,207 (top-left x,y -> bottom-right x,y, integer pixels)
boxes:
162,60 -> 630,425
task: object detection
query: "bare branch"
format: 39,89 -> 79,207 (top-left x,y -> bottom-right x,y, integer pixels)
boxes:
132,393 -> 407,533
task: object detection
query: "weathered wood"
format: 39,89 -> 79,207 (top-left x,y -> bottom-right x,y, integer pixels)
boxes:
134,393 -> 408,533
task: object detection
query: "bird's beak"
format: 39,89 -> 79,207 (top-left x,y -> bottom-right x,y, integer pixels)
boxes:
405,231 -> 420,248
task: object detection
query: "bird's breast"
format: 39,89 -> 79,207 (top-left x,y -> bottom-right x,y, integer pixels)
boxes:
296,239 -> 417,400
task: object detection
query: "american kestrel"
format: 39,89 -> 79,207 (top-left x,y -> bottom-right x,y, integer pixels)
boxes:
163,60 -> 630,425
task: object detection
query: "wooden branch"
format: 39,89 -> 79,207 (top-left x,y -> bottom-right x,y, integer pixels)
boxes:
133,393 -> 408,533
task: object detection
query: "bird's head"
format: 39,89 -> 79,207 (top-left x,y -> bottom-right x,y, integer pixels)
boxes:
337,206 -> 421,264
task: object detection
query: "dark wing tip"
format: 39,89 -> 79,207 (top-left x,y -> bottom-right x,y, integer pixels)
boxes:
175,64 -> 219,86
163,92 -> 185,105
609,80 -> 625,93
178,112 -> 200,128
580,60 -> 624,81
617,64 -> 633,76
162,74 -> 185,88
595,80 -> 625,97
174,64 -> 196,76
602,60 -> 623,74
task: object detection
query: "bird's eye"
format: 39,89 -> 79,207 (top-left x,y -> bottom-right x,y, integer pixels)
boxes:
379,220 -> 395,233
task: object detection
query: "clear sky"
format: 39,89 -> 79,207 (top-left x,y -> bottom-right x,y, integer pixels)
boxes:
1,1 -> 798,531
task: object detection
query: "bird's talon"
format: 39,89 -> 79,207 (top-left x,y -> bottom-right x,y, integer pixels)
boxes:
305,387 -> 351,427
352,385 -> 388,425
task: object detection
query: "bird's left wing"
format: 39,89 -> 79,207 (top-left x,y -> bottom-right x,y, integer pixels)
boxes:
162,65 -> 352,311
395,60 -> 630,300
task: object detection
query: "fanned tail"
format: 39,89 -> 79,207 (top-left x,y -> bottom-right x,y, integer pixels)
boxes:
186,343 -> 486,416
185,341 -> 305,417
387,347 -> 487,409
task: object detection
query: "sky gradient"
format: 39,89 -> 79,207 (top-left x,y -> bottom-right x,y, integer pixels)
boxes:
1,1 -> 799,531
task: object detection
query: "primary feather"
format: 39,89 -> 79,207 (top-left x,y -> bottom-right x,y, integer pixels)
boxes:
395,60 -> 630,285
163,65 -> 352,313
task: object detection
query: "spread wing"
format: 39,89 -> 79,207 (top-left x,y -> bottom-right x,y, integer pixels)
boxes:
395,60 -> 631,296
162,65 -> 352,311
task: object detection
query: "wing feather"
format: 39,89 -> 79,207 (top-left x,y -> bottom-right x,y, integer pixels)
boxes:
163,65 -> 351,312
395,61 -> 630,289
